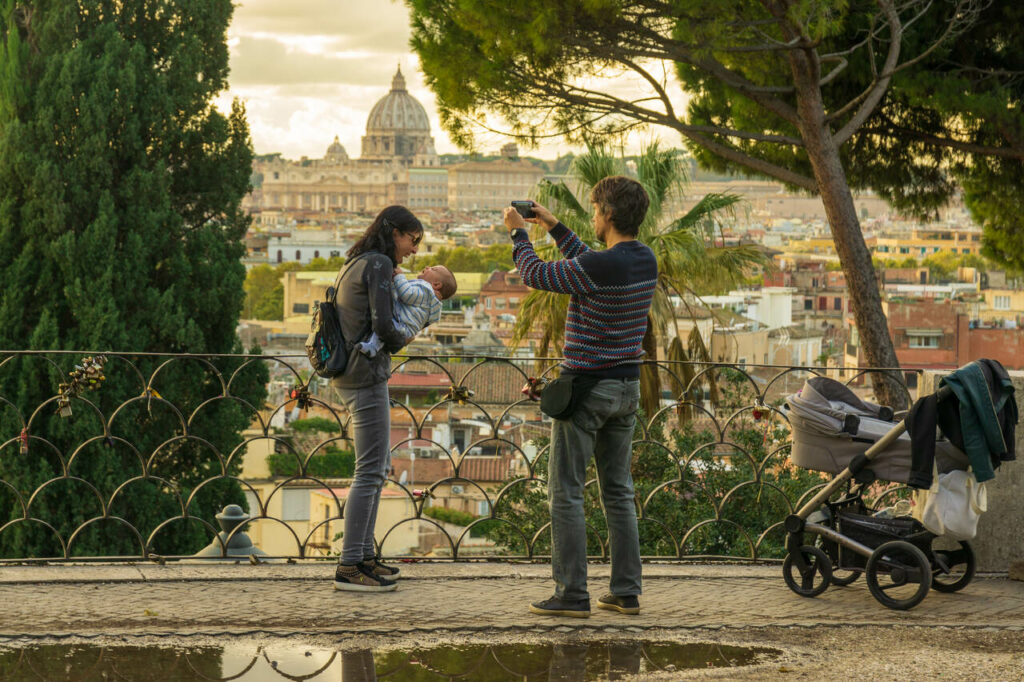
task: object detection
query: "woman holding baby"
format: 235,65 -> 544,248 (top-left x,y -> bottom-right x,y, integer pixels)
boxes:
330,205 -> 423,592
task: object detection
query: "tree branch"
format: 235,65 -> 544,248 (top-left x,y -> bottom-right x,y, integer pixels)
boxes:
863,125 -> 1024,158
832,0 -> 904,146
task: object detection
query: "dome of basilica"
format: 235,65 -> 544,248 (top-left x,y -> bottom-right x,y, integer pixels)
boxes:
324,135 -> 348,162
365,66 -> 431,133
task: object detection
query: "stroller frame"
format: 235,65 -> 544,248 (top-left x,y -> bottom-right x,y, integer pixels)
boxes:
783,385 -> 976,610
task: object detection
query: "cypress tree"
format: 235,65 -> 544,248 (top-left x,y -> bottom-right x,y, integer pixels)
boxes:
0,1 -> 266,558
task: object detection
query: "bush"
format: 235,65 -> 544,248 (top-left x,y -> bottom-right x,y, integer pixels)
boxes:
289,417 -> 341,433
266,448 -> 354,478
423,505 -> 476,527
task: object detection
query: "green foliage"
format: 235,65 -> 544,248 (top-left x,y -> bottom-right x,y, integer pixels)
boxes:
288,417 -> 342,434
266,449 -> 354,478
244,265 -> 284,320
423,505 -> 476,527
0,1 -> 264,557
407,244 -> 514,273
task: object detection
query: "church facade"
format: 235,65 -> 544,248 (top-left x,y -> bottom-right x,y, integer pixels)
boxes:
251,67 -> 445,215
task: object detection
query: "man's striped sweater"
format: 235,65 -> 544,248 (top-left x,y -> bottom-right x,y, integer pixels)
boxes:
512,223 -> 658,378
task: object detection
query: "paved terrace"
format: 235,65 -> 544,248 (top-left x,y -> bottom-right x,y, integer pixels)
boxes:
3,562 -> 1023,680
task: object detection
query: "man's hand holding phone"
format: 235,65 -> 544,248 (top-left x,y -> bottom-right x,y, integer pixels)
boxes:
503,200 -> 557,232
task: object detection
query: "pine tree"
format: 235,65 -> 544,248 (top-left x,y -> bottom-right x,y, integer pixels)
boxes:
0,1 -> 266,558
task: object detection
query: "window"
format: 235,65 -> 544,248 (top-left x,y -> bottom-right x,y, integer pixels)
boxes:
243,490 -> 261,516
295,250 -> 301,261
276,250 -> 282,264
486,298 -> 493,309
292,303 -> 309,314
804,299 -> 813,310
833,297 -> 842,311
314,250 -> 320,259
509,297 -> 519,307
281,489 -> 310,521
909,335 -> 940,349
994,295 -> 1011,310
495,298 -> 507,308
477,500 -> 491,516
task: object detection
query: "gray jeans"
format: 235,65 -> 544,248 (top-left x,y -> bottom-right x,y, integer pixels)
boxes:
548,378 -> 642,601
336,381 -> 392,565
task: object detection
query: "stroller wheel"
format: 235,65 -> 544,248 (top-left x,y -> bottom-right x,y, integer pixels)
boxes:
783,545 -> 832,597
931,539 -> 975,593
866,541 -> 932,610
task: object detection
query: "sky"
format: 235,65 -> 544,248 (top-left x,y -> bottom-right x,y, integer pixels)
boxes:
217,0 -> 687,161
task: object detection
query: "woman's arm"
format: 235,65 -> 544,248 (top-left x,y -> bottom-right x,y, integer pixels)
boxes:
364,255 -> 408,352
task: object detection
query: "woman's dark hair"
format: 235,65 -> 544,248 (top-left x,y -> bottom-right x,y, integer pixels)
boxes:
347,205 -> 423,265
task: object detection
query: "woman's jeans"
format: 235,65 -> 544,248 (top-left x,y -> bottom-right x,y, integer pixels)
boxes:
336,382 -> 391,565
548,378 -> 642,601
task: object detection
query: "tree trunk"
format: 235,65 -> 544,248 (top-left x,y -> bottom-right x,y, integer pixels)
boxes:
789,53 -> 907,410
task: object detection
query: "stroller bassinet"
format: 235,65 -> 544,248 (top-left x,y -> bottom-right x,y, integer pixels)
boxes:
786,376 -> 969,484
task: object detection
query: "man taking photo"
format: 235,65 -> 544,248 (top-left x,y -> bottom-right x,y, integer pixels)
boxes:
503,176 -> 658,618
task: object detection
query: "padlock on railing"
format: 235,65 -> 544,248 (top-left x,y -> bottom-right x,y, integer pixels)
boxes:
445,385 -> 475,405
520,376 -> 547,402
289,384 -> 311,410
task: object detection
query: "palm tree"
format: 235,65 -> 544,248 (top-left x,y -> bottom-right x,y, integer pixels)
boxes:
511,143 -> 768,419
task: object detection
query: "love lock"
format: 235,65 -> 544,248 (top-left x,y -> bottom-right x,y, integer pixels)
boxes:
289,385 -> 311,410
520,376 -> 547,401
446,385 -> 475,405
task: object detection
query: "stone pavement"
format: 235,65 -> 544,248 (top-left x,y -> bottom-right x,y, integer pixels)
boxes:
2,562 -> 1023,638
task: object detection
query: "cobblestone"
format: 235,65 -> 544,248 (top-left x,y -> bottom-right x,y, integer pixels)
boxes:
2,563 -> 1022,637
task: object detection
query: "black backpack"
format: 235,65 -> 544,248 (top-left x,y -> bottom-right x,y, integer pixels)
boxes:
305,255 -> 368,378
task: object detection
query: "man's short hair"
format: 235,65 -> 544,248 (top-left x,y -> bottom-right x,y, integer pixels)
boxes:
438,266 -> 457,299
589,176 -> 649,237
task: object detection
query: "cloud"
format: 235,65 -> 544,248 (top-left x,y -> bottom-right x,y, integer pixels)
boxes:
231,0 -> 411,50
223,0 -> 687,160
229,35 -> 407,87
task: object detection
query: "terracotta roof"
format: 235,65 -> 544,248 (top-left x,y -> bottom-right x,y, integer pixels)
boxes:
390,454 -> 518,484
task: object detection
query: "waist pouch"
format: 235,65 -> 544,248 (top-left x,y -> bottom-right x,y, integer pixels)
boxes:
540,374 -> 602,420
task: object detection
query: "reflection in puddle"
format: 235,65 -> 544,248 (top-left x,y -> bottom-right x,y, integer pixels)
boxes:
0,640 -> 781,680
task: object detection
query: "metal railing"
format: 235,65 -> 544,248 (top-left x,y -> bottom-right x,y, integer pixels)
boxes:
0,350 -> 913,563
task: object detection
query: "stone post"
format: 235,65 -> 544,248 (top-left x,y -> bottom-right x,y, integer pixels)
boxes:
921,370 -> 1024,573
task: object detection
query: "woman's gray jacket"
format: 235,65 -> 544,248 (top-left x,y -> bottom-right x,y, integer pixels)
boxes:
330,252 -> 407,389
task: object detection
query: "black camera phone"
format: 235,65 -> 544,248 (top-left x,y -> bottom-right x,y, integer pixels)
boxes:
511,200 -> 535,219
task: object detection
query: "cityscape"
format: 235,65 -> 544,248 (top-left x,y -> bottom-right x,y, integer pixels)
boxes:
1,1 -> 1022,678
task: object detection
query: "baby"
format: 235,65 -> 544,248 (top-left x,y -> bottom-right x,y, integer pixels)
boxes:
358,265 -> 458,357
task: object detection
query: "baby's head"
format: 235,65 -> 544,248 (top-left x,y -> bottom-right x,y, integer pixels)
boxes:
418,265 -> 457,300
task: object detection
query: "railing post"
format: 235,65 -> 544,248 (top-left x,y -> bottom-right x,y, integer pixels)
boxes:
920,370 -> 1024,573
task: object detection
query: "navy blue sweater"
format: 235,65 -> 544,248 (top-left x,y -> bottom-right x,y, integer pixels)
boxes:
512,223 -> 658,378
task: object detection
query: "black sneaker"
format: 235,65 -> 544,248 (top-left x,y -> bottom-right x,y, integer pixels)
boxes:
361,557 -> 400,579
597,593 -> 640,615
333,563 -> 398,592
528,596 -> 591,618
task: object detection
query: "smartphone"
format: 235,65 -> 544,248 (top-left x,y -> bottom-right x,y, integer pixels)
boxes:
511,200 -> 535,219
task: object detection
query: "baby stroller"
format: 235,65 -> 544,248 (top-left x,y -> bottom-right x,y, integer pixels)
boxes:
780,369 -> 1010,610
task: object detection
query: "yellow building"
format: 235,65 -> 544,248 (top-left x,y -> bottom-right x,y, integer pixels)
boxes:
980,288 -> 1024,323
874,226 -> 982,259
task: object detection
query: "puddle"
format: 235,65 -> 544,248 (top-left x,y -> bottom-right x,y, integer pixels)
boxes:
0,640 -> 780,680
